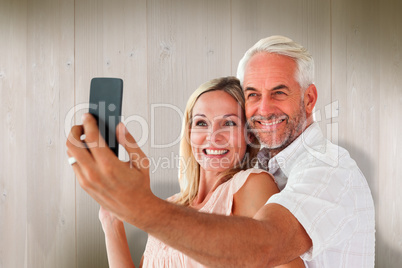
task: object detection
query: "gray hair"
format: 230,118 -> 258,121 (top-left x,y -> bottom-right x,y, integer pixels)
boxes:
236,35 -> 315,90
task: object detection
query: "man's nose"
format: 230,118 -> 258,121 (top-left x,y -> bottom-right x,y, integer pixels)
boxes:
257,94 -> 275,115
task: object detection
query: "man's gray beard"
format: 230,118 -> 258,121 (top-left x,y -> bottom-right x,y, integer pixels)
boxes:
252,101 -> 307,150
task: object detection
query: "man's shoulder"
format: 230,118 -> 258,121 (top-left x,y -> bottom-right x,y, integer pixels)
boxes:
290,139 -> 371,192
293,123 -> 358,170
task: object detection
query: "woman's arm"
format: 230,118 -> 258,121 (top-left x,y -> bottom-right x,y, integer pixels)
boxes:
233,171 -> 306,268
99,207 -> 136,268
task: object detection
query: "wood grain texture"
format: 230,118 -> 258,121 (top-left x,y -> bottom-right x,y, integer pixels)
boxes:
0,0 -> 28,267
25,0 -> 76,266
330,0 -> 401,265
331,0 -> 381,241
378,0 -> 402,266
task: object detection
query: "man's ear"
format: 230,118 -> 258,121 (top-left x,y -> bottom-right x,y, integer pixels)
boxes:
246,131 -> 259,148
247,131 -> 254,144
304,84 -> 318,116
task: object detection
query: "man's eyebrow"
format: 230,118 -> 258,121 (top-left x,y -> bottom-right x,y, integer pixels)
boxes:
244,85 -> 290,92
272,84 -> 289,91
244,87 -> 257,92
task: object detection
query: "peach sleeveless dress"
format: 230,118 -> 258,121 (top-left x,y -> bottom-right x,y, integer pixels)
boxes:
142,168 -> 270,268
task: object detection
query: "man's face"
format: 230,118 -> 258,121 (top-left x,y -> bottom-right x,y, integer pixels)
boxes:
243,52 -> 308,154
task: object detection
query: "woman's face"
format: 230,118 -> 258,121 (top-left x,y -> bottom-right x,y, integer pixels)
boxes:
190,90 -> 247,173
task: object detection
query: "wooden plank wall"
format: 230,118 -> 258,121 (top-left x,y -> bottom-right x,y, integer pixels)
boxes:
0,0 -> 28,267
378,0 -> 402,265
0,0 -> 401,267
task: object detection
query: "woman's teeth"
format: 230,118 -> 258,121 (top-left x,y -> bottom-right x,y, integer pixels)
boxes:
204,149 -> 228,155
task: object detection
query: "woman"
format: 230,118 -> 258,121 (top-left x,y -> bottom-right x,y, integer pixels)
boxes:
99,77 -> 305,267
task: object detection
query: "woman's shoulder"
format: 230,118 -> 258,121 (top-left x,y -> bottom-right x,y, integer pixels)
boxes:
237,169 -> 277,193
232,168 -> 279,217
231,168 -> 276,191
237,168 -> 272,176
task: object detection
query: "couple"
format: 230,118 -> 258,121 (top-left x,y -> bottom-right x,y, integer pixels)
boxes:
67,35 -> 375,267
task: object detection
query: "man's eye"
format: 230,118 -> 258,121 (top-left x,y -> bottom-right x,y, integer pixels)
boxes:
273,91 -> 287,99
247,93 -> 257,98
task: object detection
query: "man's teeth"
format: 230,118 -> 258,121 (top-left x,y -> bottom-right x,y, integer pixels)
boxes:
205,149 -> 228,155
260,119 -> 285,126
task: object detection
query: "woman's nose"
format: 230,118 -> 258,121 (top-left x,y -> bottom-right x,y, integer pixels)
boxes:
206,125 -> 225,144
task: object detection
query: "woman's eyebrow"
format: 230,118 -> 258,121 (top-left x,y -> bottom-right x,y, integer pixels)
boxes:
193,114 -> 206,118
193,114 -> 241,119
223,113 -> 241,118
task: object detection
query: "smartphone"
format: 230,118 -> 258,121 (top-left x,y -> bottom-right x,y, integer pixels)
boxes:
89,77 -> 123,156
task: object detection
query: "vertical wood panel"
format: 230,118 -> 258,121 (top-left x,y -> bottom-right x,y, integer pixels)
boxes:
57,0 -> 76,266
231,0 -> 332,139
147,0 -> 232,200
378,0 -> 402,266
231,0 -> 304,73
0,0 -> 28,267
25,0 -> 76,266
331,0 -> 380,254
331,0 -> 380,184
74,0 -> 148,266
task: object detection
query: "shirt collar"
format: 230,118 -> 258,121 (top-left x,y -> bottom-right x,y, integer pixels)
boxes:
268,122 -> 324,178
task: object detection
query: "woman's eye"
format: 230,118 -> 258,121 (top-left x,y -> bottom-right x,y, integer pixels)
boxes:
224,120 -> 237,126
194,120 -> 207,127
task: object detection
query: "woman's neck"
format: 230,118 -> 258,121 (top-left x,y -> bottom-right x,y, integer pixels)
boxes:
190,169 -> 225,209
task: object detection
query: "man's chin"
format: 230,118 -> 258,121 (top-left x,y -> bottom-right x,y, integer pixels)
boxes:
256,134 -> 287,149
260,142 -> 285,150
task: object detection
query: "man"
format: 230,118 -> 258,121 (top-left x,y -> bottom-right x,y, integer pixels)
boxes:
67,35 -> 375,267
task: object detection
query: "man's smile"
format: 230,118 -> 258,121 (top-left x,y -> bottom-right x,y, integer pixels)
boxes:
257,118 -> 286,127
251,115 -> 288,131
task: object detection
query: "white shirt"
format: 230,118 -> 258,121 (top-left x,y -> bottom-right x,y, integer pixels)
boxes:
266,122 -> 375,267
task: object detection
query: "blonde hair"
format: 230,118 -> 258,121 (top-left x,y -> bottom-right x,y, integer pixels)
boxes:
175,76 -> 259,206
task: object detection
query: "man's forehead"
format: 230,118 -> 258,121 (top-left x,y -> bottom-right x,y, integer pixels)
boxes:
245,52 -> 296,71
243,53 -> 298,87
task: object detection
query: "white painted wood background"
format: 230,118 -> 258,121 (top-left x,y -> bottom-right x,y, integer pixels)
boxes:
0,0 -> 401,267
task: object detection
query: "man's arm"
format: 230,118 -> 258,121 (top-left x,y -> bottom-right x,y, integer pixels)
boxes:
137,196 -> 310,267
66,114 -> 311,267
